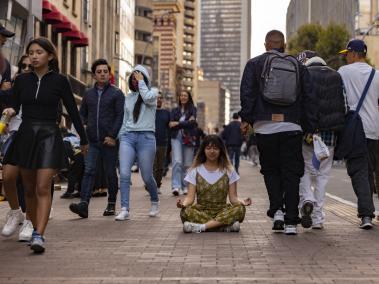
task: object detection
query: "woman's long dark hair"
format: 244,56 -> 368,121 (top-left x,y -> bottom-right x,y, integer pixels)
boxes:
191,135 -> 233,172
179,91 -> 194,112
26,37 -> 59,73
16,54 -> 29,74
129,71 -> 149,123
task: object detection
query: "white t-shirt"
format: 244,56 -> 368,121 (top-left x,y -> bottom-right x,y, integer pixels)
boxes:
338,62 -> 379,140
184,164 -> 240,186
253,121 -> 302,134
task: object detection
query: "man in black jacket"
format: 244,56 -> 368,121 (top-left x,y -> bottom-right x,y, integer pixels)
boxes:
70,59 -> 125,218
239,30 -> 318,235
222,113 -> 243,173
297,51 -> 345,230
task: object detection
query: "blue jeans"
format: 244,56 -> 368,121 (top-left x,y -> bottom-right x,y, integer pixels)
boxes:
119,131 -> 158,209
228,146 -> 241,173
80,142 -> 119,204
171,138 -> 194,190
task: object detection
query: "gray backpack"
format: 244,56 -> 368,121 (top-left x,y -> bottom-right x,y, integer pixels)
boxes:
261,51 -> 300,106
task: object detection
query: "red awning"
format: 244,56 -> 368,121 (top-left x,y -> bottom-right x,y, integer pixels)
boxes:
43,11 -> 64,24
72,33 -> 89,47
42,0 -> 54,14
53,16 -> 74,33
62,27 -> 82,40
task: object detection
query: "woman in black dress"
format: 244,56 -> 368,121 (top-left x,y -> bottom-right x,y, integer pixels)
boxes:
3,37 -> 88,253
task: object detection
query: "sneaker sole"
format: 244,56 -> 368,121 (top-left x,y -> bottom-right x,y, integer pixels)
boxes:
31,243 -> 45,254
272,220 -> 284,232
301,203 -> 314,229
19,235 -> 32,242
359,223 -> 373,230
103,212 -> 115,216
115,216 -> 130,221
285,231 -> 297,235
172,191 -> 179,196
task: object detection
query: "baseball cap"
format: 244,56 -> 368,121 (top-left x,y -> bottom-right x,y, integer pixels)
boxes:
0,24 -> 15,38
296,50 -> 318,64
339,39 -> 367,54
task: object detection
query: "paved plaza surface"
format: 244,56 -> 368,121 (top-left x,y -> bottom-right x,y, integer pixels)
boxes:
1,161 -> 379,283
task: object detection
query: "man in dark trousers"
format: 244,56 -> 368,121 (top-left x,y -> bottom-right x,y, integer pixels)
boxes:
222,113 -> 243,173
153,92 -> 170,192
239,30 -> 318,235
69,59 -> 125,218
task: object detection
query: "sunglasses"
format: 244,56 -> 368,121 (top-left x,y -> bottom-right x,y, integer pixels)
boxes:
21,63 -> 32,69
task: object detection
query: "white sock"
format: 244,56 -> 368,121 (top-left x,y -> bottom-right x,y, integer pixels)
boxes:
200,224 -> 206,232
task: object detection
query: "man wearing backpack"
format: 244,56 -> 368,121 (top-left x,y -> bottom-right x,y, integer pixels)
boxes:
297,51 -> 346,230
337,39 -> 379,229
239,30 -> 318,235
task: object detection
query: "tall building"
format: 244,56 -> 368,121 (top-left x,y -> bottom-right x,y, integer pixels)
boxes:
286,0 -> 356,40
197,80 -> 230,134
135,0 -> 153,69
153,0 -> 183,107
200,0 -> 251,115
287,0 -> 379,66
182,0 -> 198,100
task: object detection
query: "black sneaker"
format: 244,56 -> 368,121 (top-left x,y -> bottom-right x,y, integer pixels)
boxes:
300,202 -> 313,229
272,210 -> 285,231
359,216 -> 373,230
69,202 -> 88,218
60,192 -> 74,199
103,203 -> 116,216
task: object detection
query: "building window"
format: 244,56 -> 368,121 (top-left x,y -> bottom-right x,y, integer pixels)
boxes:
115,0 -> 120,15
83,0 -> 90,23
115,32 -> 120,55
135,30 -> 152,42
72,0 -> 78,17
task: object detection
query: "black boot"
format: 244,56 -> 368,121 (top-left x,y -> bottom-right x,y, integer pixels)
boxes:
103,203 -> 115,216
69,202 -> 88,218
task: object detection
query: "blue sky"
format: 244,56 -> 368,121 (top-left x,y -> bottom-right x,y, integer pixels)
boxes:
251,0 -> 291,57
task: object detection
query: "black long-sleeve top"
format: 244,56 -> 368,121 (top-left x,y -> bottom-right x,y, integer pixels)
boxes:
11,71 -> 88,145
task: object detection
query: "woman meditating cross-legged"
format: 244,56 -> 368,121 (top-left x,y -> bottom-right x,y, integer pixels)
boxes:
177,135 -> 252,233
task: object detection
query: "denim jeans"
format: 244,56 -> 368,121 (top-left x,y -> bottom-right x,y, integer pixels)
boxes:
227,146 -> 241,173
119,131 -> 158,209
80,142 -> 119,204
171,138 -> 194,190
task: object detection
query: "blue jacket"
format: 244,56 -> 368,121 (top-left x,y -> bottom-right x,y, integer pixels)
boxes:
80,83 -> 125,143
222,120 -> 243,147
239,50 -> 318,133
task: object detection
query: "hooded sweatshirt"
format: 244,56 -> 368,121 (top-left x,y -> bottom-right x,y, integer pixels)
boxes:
118,65 -> 157,135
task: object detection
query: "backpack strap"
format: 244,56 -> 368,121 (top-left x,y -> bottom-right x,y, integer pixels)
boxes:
355,68 -> 376,114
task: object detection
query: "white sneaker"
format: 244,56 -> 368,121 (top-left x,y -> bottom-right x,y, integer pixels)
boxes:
19,220 -> 34,242
223,221 -> 240,232
1,209 -> 24,237
312,223 -> 324,230
172,188 -> 180,196
182,188 -> 188,195
149,202 -> 159,217
183,221 -> 203,233
284,225 -> 297,235
115,208 -> 130,221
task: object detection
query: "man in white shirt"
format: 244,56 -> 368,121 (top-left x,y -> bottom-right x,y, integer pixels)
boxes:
338,39 -> 378,229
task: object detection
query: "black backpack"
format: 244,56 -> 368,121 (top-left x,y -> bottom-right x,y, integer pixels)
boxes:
261,51 -> 300,106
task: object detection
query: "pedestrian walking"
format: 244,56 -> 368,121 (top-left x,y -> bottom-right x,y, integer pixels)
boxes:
115,65 -> 159,221
177,135 -> 251,233
297,51 -> 346,230
239,30 -> 318,235
153,91 -> 170,192
169,91 -> 197,196
69,59 -> 125,219
1,54 -> 34,242
2,37 -> 88,253
222,113 -> 243,174
336,39 -> 379,229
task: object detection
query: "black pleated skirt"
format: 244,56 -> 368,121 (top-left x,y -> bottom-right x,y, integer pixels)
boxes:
3,120 -> 68,169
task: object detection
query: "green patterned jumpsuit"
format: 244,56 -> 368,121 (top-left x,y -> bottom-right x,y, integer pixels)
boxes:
180,171 -> 246,225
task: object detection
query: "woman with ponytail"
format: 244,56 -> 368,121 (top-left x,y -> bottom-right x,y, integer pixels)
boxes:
2,37 -> 88,253
116,65 -> 159,221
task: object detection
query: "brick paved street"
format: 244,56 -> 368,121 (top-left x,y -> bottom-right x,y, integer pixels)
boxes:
1,161 -> 379,283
